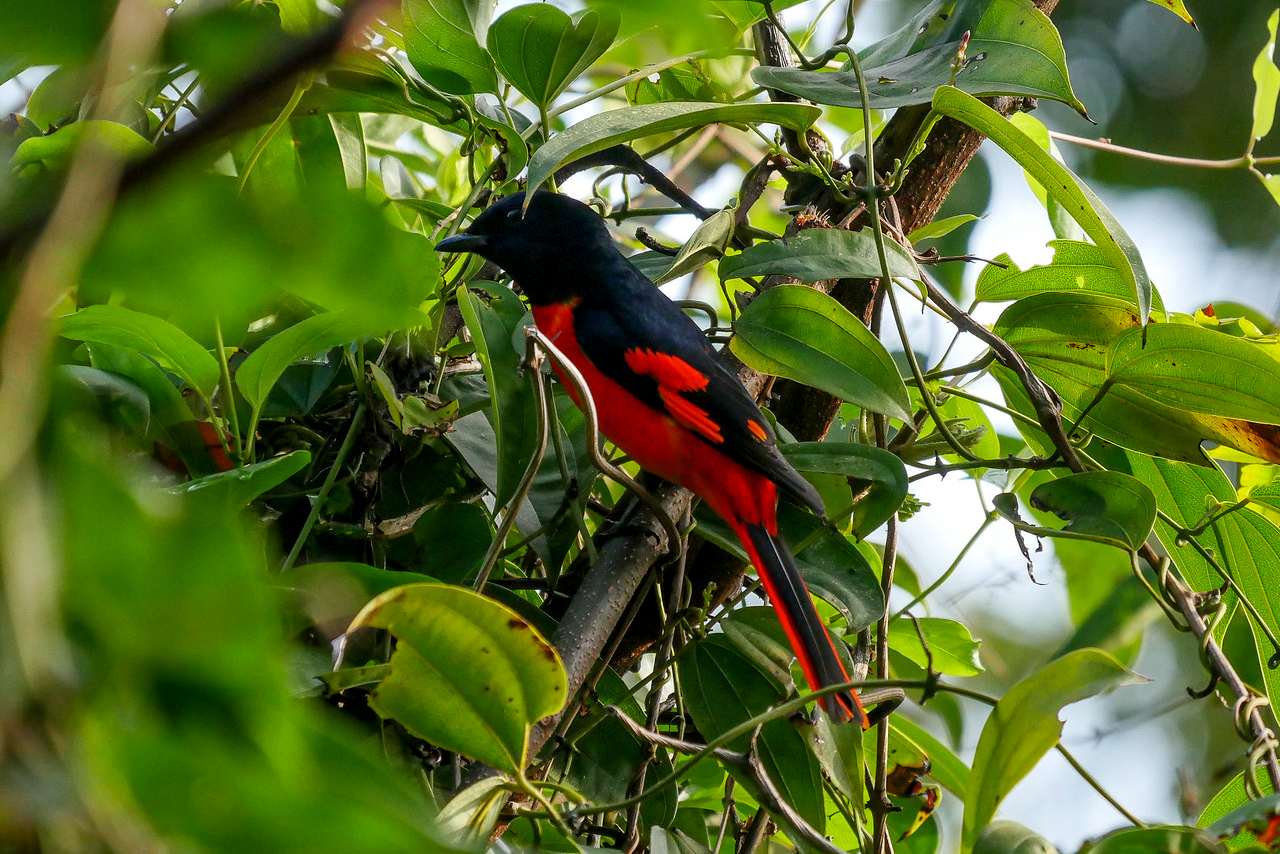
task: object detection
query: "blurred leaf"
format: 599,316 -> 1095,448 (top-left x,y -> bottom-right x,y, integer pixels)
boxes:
0,0 -> 116,68
889,617 -> 983,677
718,228 -> 919,283
680,635 -> 826,833
975,241 -> 1163,310
436,777 -> 507,844
961,649 -> 1143,850
526,101 -> 821,192
890,715 -> 969,799
1027,471 -> 1157,551
1252,10 -> 1280,142
1087,827 -> 1224,854
403,0 -> 499,95
13,120 -> 152,171
1051,575 -> 1154,661
731,285 -> 912,422
58,365 -> 151,433
84,341 -> 191,429
165,450 -> 311,508
349,583 -> 568,772
778,441 -> 907,536
932,87 -> 1151,322
1108,323 -> 1280,425
754,0 -> 1084,114
279,562 -> 436,637
488,4 -> 618,108
60,305 -> 220,396
972,820 -> 1058,854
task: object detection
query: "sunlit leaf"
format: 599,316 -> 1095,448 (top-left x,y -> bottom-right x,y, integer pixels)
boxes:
403,0 -> 498,95
976,241 -> 1163,310
932,87 -> 1152,323
12,119 -> 152,171
730,285 -> 912,421
889,616 -> 983,676
654,207 -> 736,284
1086,826 -> 1224,854
1027,471 -> 1157,551
488,4 -> 618,108
349,583 -> 568,773
972,820 -> 1057,854
962,649 -> 1144,850
718,228 -> 920,283
1253,10 -> 1280,142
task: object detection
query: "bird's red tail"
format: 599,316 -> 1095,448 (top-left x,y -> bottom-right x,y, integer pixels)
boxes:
737,521 -> 867,728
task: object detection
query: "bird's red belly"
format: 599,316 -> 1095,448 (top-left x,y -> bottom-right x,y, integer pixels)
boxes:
531,303 -> 775,529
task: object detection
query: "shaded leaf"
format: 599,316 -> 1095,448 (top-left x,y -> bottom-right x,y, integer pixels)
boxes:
166,450 -> 311,509
349,583 -> 567,773
61,305 -> 220,397
718,228 -> 920,283
488,4 -> 618,108
731,285 -> 912,421
526,101 -> 821,192
1027,471 -> 1157,551
972,820 -> 1058,854
779,441 -> 908,537
654,208 -> 736,284
890,715 -> 969,799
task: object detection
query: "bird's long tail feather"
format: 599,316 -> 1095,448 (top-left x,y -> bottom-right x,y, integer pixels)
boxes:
738,522 -> 867,727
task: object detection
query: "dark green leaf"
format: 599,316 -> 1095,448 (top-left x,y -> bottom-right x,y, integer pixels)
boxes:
411,503 -> 494,584
753,0 -> 1083,113
403,0 -> 499,95
718,228 -> 919,283
778,441 -> 908,537
730,285 -> 912,422
526,101 -> 821,192
350,583 -> 568,773
1027,470 -> 1157,551
166,450 -> 311,509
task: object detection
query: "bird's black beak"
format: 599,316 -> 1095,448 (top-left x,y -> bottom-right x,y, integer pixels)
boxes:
435,232 -> 488,253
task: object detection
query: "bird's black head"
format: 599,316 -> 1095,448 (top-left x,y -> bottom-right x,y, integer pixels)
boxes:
436,191 -> 622,305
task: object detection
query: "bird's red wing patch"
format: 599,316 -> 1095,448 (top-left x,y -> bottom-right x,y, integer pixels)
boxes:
747,420 -> 768,442
625,348 -> 724,444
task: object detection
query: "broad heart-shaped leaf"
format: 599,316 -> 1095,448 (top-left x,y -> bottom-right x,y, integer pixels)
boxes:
753,0 -> 1084,114
525,101 -> 821,192
1252,10 -> 1280,143
60,305 -> 220,397
403,0 -> 498,95
348,583 -> 568,773
717,228 -> 920,283
932,87 -> 1151,323
976,240 -> 1164,311
730,285 -> 912,422
237,309 -> 424,409
457,283 -> 539,509
777,441 -> 907,537
679,634 -> 826,834
961,649 -> 1144,852
1025,471 -> 1157,551
487,4 -> 618,108
165,450 -> 311,509
992,293 -> 1280,464
1107,322 -> 1280,425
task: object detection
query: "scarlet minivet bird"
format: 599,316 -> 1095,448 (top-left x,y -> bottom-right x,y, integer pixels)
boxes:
437,190 -> 865,726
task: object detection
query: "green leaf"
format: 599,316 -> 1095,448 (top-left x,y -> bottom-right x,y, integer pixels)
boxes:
932,87 -> 1151,323
1086,827 -> 1224,854
237,310 -> 419,409
349,583 -> 568,773
1027,471 -> 1157,551
83,341 -> 191,429
992,293 -> 1280,464
526,101 -> 821,192
718,228 -> 921,283
328,112 -> 368,190
403,0 -> 499,95
730,285 -> 912,421
1107,323 -> 1280,425
12,119 -> 152,170
60,305 -> 221,397
679,635 -> 826,833
457,283 -> 539,508
753,0 -> 1084,114
972,820 -> 1058,854
907,214 -> 981,243
165,450 -> 311,509
654,208 -> 737,284
975,240 -> 1163,311
411,503 -> 494,584
1252,10 -> 1280,142
961,649 -> 1144,851
487,4 -> 618,108
1206,793 -> 1280,842
1199,766 -> 1275,849
777,441 -> 908,537
436,777 -> 507,844
889,617 -> 983,676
